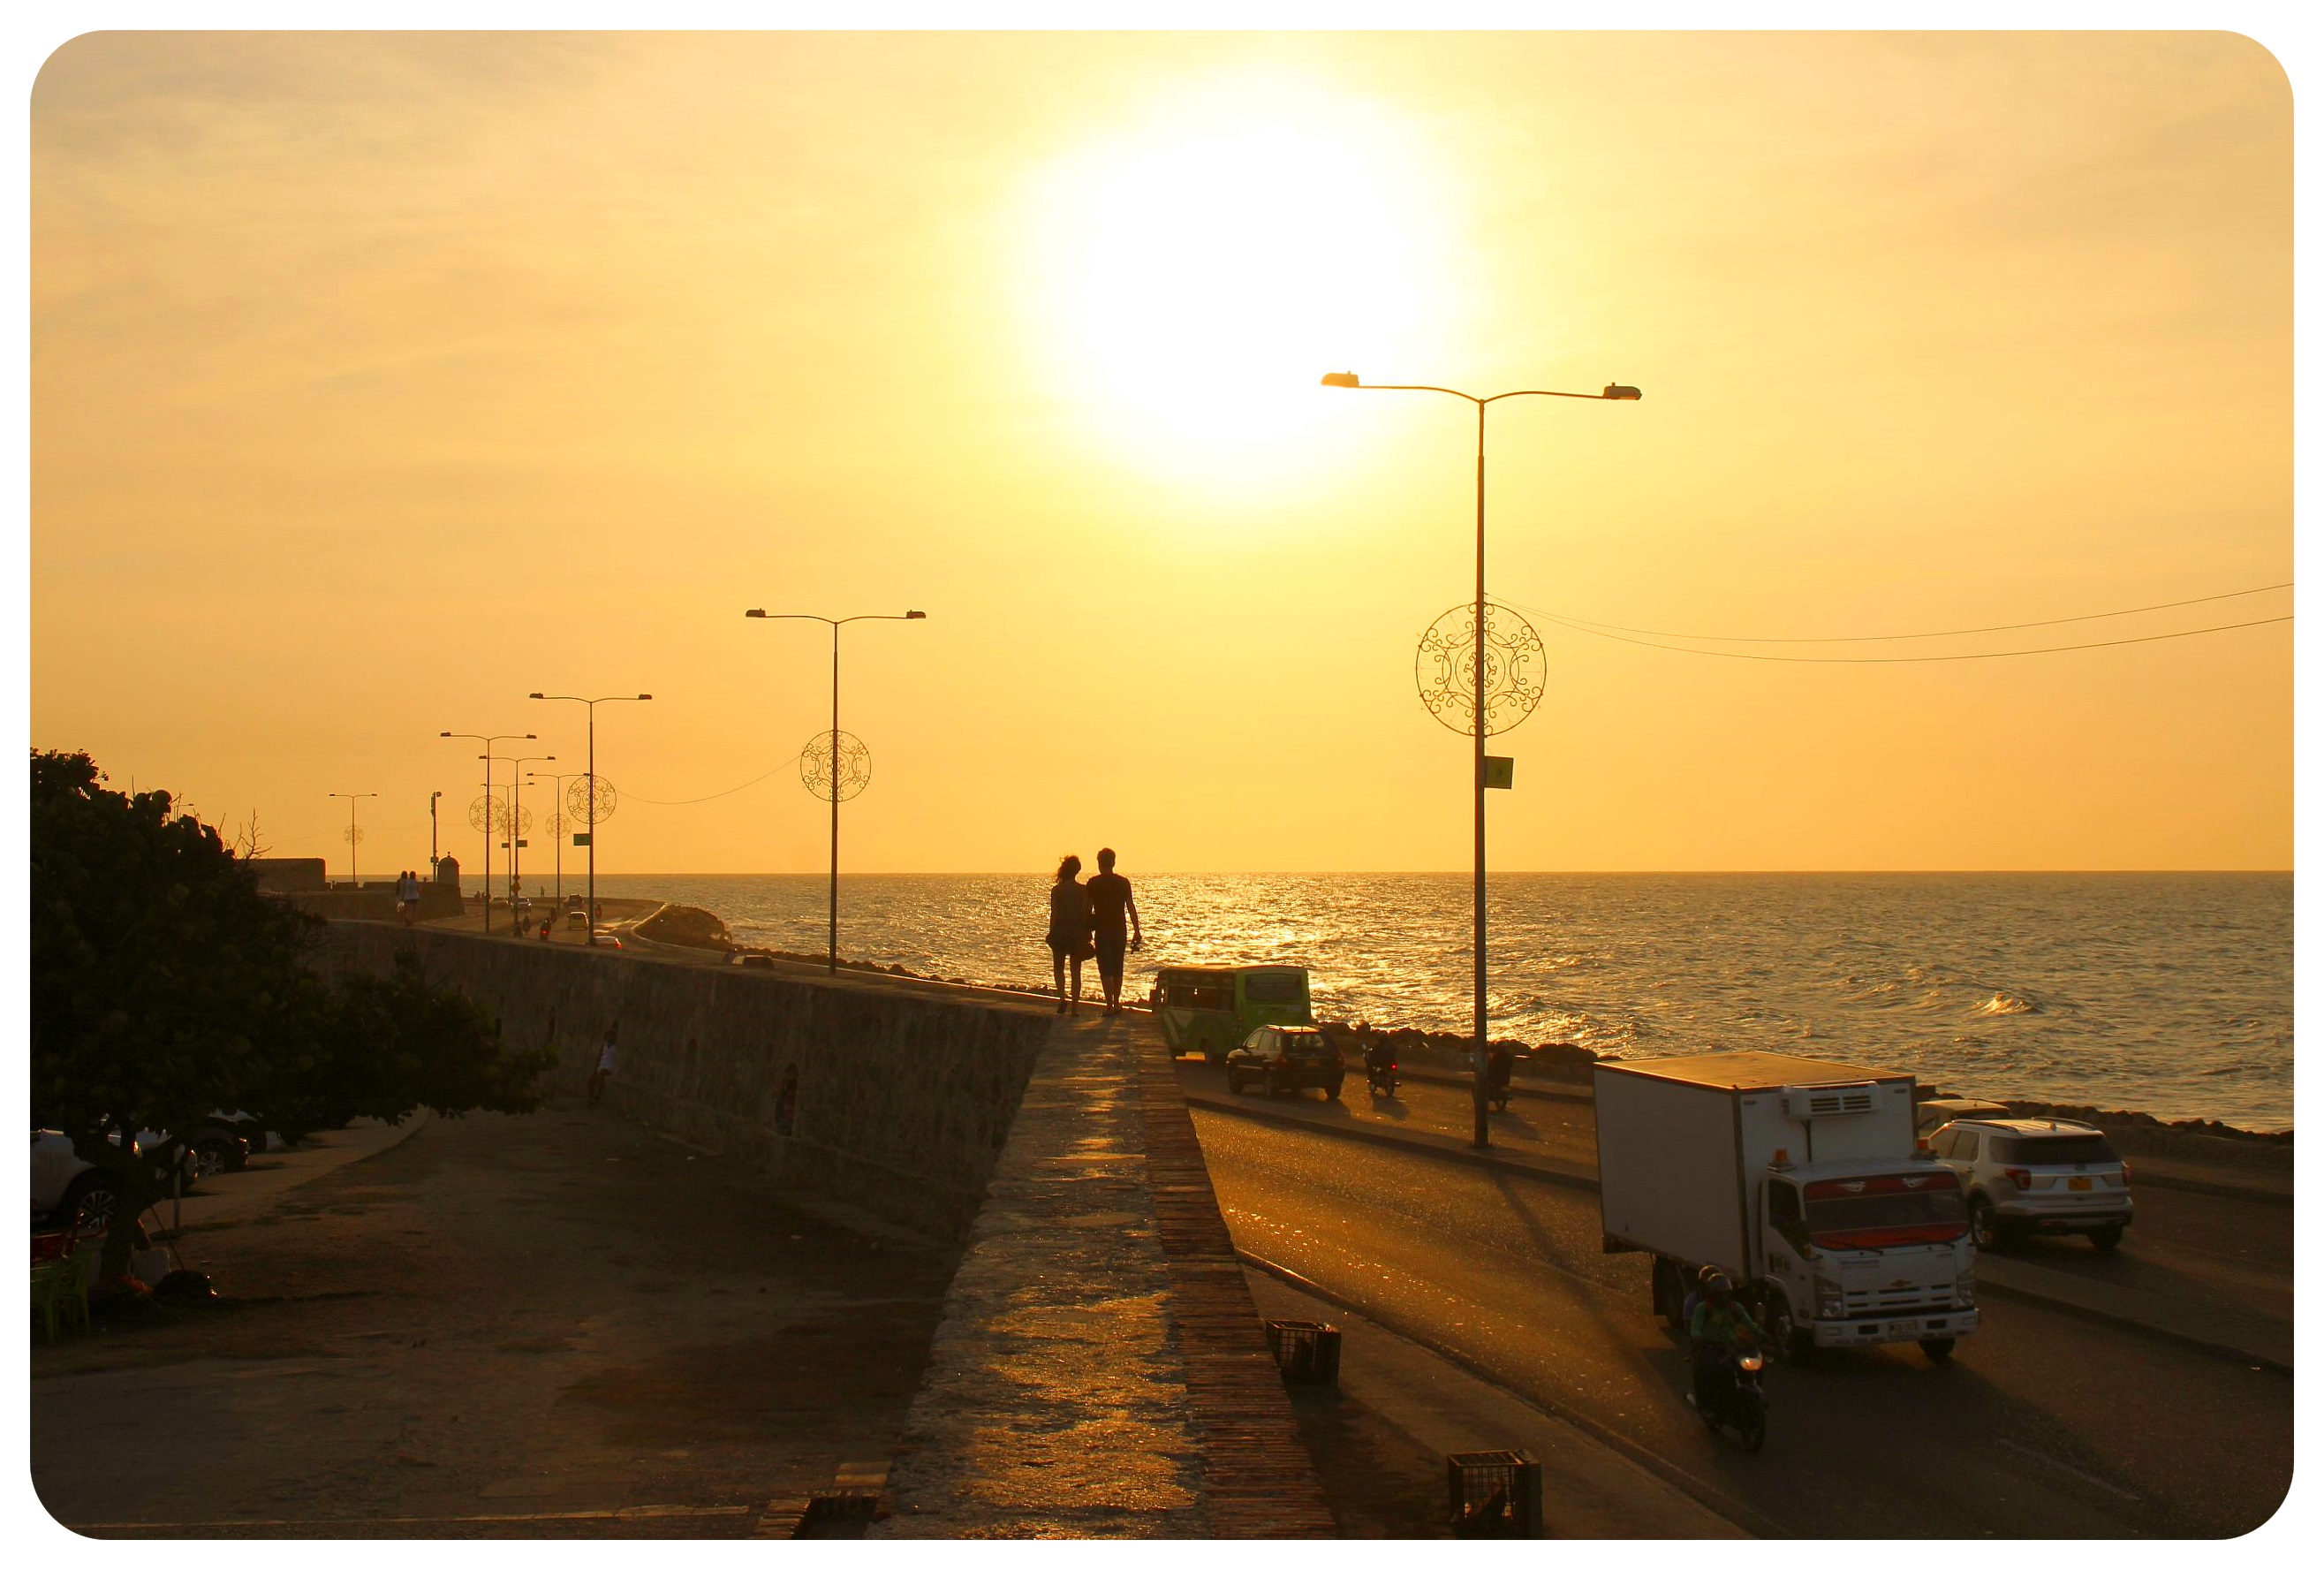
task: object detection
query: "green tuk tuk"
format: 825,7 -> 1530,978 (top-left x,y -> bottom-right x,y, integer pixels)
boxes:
1151,965 -> 1313,1063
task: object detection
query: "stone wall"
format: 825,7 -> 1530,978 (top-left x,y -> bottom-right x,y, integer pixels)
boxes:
319,924 -> 1054,1240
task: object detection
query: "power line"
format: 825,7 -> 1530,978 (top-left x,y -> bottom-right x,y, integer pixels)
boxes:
1511,581 -> 2292,645
624,763 -> 794,806
1530,611 -> 2290,664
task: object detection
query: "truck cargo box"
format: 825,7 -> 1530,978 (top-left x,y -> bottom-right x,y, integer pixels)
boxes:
1594,1051 -> 1918,1274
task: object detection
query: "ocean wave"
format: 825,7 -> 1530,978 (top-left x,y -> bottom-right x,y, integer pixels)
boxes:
1972,991 -> 2045,1017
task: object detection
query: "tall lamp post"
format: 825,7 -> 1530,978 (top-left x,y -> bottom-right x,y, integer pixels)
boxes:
506,754 -> 557,916
744,608 -> 927,974
529,770 -> 586,915
429,791 -> 443,874
1322,370 -> 1640,1149
329,792 -> 376,889
438,731 -> 535,934
528,694 -> 653,944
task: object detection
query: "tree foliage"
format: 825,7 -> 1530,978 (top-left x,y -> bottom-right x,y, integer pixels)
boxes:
30,749 -> 553,1282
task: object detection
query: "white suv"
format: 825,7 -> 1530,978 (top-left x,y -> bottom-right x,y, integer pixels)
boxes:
1930,1118 -> 2132,1252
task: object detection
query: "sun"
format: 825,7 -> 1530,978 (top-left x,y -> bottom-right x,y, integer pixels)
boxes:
1018,74 -> 1461,489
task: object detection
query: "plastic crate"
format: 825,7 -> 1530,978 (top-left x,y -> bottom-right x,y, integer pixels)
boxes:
1448,1449 -> 1544,1538
1263,1318 -> 1343,1386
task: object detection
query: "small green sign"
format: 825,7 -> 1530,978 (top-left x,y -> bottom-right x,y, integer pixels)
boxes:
1483,755 -> 1515,790
515,838 -> 529,848
572,832 -> 591,846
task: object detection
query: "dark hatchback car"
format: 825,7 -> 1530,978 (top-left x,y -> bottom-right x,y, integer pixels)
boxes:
1226,1025 -> 1345,1100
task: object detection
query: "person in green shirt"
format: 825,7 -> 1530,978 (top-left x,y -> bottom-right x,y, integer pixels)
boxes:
1688,1270 -> 1761,1412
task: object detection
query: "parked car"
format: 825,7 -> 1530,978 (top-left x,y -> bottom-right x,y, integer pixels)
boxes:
1929,1117 -> 2132,1251
31,1130 -> 131,1233
206,1110 -> 278,1164
1226,1025 -> 1345,1099
1914,1097 -> 2010,1138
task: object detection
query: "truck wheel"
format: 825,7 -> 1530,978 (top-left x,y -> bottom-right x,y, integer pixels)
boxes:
2090,1225 -> 2123,1253
1919,1337 -> 1957,1363
1652,1258 -> 1683,1326
1766,1295 -> 1814,1365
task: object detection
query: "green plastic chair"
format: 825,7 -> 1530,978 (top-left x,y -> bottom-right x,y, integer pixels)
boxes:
31,1255 -> 90,1341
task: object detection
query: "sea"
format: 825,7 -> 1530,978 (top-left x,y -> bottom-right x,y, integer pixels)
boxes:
519,872 -> 2292,1133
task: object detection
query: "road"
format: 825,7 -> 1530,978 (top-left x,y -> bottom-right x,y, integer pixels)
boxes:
1189,1104 -> 2292,1537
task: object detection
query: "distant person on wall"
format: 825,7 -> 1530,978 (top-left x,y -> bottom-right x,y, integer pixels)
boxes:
1085,847 -> 1144,1014
589,1026 -> 617,1108
1045,854 -> 1094,1015
397,868 -> 420,927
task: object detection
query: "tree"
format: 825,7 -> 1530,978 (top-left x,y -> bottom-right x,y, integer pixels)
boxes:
30,750 -> 555,1287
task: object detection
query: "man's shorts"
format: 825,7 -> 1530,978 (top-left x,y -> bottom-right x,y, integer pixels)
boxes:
1094,929 -> 1129,977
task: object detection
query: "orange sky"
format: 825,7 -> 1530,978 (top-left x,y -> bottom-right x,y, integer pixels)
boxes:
30,32 -> 2292,875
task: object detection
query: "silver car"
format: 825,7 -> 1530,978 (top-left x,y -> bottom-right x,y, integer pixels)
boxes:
1929,1118 -> 2132,1252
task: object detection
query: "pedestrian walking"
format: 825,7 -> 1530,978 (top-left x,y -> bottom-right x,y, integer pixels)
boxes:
1085,846 -> 1143,1013
1044,855 -> 1094,1015
397,868 -> 420,927
588,1026 -> 617,1107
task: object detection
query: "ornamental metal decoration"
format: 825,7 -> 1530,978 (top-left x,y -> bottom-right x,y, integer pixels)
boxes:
799,730 -> 872,803
506,803 -> 535,838
467,795 -> 509,835
341,825 -> 365,846
566,775 -> 619,825
1415,602 -> 1548,738
546,811 -> 570,839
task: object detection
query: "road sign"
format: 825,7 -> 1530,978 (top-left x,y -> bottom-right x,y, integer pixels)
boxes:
1483,755 -> 1515,790
572,832 -> 591,846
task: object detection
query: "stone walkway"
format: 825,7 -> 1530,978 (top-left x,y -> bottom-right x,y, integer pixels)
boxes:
874,1012 -> 1333,1538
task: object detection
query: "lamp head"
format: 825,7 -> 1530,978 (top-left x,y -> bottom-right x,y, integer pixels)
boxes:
1321,372 -> 1361,389
745,609 -> 766,618
638,694 -> 653,701
528,692 -> 544,699
439,730 -> 453,737
1602,383 -> 1643,400
905,610 -> 927,619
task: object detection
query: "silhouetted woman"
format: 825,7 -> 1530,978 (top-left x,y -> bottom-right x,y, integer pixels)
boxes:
1046,854 -> 1093,1015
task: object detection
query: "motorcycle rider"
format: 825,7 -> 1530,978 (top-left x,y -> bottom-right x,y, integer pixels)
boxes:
1687,1270 -> 1761,1413
1486,1043 -> 1515,1108
1365,1035 -> 1398,1092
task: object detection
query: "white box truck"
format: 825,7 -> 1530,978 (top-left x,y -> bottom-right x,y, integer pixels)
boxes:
1595,1050 -> 1979,1364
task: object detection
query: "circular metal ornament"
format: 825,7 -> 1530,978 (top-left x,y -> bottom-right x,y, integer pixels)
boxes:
565,776 -> 618,825
342,825 -> 365,846
799,731 -> 872,804
546,812 -> 569,838
467,796 -> 509,835
509,804 -> 535,838
1415,603 -> 1547,738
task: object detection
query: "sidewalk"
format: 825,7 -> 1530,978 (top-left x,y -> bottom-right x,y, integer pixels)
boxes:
1182,1067 -> 2292,1374
150,1116 -> 433,1238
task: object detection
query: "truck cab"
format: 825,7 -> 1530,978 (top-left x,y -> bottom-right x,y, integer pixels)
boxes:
1754,1157 -> 1975,1360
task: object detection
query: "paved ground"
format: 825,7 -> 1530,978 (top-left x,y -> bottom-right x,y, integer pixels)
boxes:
1190,1104 -> 2293,1537
33,1099 -> 958,1538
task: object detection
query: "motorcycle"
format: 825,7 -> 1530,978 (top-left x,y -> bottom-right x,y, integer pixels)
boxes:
1692,1342 -> 1768,1452
1486,1049 -> 1514,1112
1366,1058 -> 1399,1096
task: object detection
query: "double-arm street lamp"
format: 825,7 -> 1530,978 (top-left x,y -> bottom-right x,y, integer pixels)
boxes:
528,769 -> 587,914
506,754 -> 556,918
1322,370 -> 1641,1149
528,694 -> 653,945
328,792 -> 376,888
437,731 -> 535,934
744,608 -> 927,974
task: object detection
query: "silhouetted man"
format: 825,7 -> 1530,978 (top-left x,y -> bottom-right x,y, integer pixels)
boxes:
1085,846 -> 1143,1014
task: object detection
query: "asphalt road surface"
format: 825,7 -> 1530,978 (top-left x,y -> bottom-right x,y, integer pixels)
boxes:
1190,1106 -> 2292,1538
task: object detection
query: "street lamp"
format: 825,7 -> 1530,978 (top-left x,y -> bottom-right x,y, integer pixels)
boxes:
744,608 -> 927,974
529,769 -> 587,917
527,694 -> 653,944
506,755 -> 556,922
1322,370 -> 1641,1149
328,792 -> 376,888
429,791 -> 443,874
438,732 -> 535,934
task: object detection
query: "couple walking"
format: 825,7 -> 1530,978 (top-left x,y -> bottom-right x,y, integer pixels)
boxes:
1045,847 -> 1142,1015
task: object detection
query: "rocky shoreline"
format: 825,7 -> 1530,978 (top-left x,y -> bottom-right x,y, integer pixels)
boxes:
650,903 -> 2293,1154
